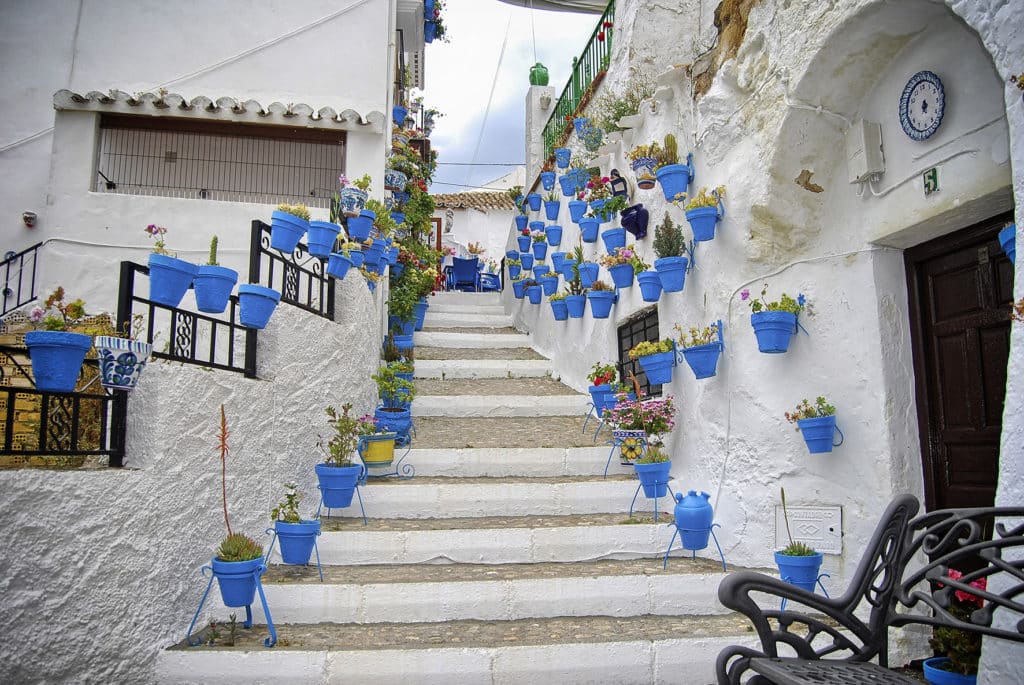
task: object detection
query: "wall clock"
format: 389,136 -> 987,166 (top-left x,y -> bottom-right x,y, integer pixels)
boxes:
899,70 -> 945,141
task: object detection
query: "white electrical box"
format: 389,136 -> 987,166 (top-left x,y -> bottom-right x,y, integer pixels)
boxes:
775,504 -> 843,554
846,119 -> 884,184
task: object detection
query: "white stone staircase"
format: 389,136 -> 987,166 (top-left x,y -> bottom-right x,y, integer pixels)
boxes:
156,291 -> 758,684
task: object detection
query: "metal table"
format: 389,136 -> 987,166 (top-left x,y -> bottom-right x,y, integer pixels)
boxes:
750,658 -> 920,684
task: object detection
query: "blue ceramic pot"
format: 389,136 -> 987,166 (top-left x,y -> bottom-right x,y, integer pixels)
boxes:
999,223 -> 1016,264
568,201 -> 588,224
750,311 -> 797,353
550,251 -> 567,273
546,226 -> 563,246
587,290 -> 615,319
686,206 -> 721,242
94,335 -> 153,391
681,342 -> 721,379
307,221 -> 341,259
922,657 -> 977,685
544,201 -> 560,221
798,415 -> 843,454
636,271 -> 662,302
392,105 -> 408,126
621,204 -> 649,239
578,262 -> 598,288
414,299 -> 429,331
550,299 -> 568,321
424,20 -> 437,43
512,280 -> 526,299
774,551 -> 823,593
565,294 -> 586,318
634,460 -> 671,498
580,218 -> 599,243
526,285 -> 542,304
601,228 -> 626,252
346,210 -> 375,242
148,253 -> 198,308
540,171 -> 556,190
519,253 -> 534,270
211,557 -> 264,608
608,263 -> 634,289
673,491 -> 713,550
508,264 -> 522,280
326,252 -> 353,280
316,463 -> 361,509
540,275 -> 559,296
515,215 -> 528,231
193,265 -> 238,314
637,349 -> 674,385
554,147 -> 571,169
532,242 -> 548,261
517,235 -> 531,252
338,187 -> 368,217
655,163 -> 692,202
24,330 -> 92,392
559,174 -> 576,197
274,520 -> 320,565
526,193 -> 542,211
238,284 -> 281,329
270,210 -> 309,253
653,256 -> 688,293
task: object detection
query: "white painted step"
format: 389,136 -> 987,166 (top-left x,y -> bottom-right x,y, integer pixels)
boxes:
156,634 -> 761,685
429,292 -> 500,306
413,331 -> 531,348
405,447 -> 612,477
322,478 -> 670,520
414,359 -> 551,379
426,303 -> 506,316
422,312 -> 514,328
411,394 -> 590,418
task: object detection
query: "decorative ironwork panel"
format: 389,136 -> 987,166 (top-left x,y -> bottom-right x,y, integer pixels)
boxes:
251,221 -> 334,320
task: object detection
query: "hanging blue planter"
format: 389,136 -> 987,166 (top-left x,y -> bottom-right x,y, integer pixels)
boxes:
608,263 -> 635,289
532,266 -> 550,281
512,280 -> 526,299
653,256 -> 688,293
414,299 -> 429,331
540,171 -> 556,190
580,218 -> 600,243
238,285 -> 281,329
601,228 -> 626,252
346,210 -> 375,242
270,210 -> 309,253
391,211 -> 405,226
24,330 -> 92,393
392,105 -> 408,126
517,235 -> 531,252
636,271 -> 662,302
637,349 -> 674,385
387,246 -> 400,266
655,162 -> 694,202
999,223 -> 1016,264
551,299 -> 569,321
326,253 -> 353,280
566,294 -> 586,318
750,311 -> 797,353
424,20 -> 437,43
364,239 -> 388,266
554,147 -> 572,169
347,249 -> 364,269
544,201 -> 560,221
686,204 -> 723,242
505,249 -> 519,260
508,264 -> 522,280
211,557 -> 264,608
274,520 -> 320,565
526,285 -> 542,304
193,265 -> 239,314
94,335 -> 152,391
587,290 -> 615,319
391,262 -> 405,278
315,463 -> 362,509
568,200 -> 588,224
529,221 -> 545,233
550,251 -> 567,273
424,0 -> 435,20
546,226 -> 563,246
515,215 -> 528,231
539,275 -> 559,296
590,199 -> 607,223
526,193 -> 542,211
560,257 -> 577,281
532,242 -> 548,261
681,342 -> 722,379
375,406 -> 412,444
635,460 -> 672,498
519,253 -> 534,270
797,415 -> 843,454
578,262 -> 598,288
673,491 -> 714,550
338,187 -> 368,218
307,221 -> 341,259
388,315 -> 415,338
559,174 -> 576,197
148,253 -> 198,308
774,551 -> 823,593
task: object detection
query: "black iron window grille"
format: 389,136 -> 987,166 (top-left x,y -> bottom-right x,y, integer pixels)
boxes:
250,220 -> 335,321
1,242 -> 41,318
617,306 -> 662,397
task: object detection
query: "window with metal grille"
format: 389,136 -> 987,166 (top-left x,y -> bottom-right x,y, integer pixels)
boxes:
617,306 -> 661,397
94,115 -> 346,208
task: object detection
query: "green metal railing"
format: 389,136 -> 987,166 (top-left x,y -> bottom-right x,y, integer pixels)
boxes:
541,0 -> 615,161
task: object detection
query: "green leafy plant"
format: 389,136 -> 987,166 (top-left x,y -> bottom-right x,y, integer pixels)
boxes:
675,185 -> 725,211
532,232 -> 547,243
588,362 -> 617,386
270,481 -> 303,523
779,487 -> 817,556
930,569 -> 985,675
372,363 -> 416,406
675,323 -> 715,348
628,338 -> 674,360
29,287 -> 87,331
544,190 -> 560,203
548,291 -> 568,302
743,285 -> 806,314
636,445 -> 670,464
652,214 -> 688,259
214,405 -> 262,562
628,142 -> 659,162
592,72 -> 656,133
784,397 -> 836,427
320,403 -> 374,467
276,203 -> 310,221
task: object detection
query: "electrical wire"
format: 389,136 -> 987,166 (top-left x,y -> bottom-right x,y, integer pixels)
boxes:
465,13 -> 513,189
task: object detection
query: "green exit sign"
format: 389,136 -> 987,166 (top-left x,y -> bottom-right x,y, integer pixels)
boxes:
923,167 -> 939,196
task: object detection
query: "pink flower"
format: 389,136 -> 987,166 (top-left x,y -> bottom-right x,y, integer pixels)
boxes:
740,289 -> 749,301
338,174 -> 349,188
587,181 -> 594,189
29,306 -> 45,323
601,177 -> 610,183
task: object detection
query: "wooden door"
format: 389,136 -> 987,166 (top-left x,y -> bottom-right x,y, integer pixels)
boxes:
905,213 -> 1014,511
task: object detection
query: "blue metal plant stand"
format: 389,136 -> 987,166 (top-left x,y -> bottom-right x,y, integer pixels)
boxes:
582,402 -> 607,442
359,436 -> 415,481
265,526 -> 324,582
662,523 -> 727,571
185,558 -> 277,648
780,573 -> 831,611
628,480 -> 676,523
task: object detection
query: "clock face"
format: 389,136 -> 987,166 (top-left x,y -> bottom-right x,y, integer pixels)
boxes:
899,71 -> 945,141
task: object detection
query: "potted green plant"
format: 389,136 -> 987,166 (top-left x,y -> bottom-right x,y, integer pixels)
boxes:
316,404 -> 367,509
785,397 -> 842,454
270,203 -> 310,253
94,313 -> 153,391
24,288 -> 94,392
742,284 -> 806,353
675,185 -> 725,242
145,223 -> 198,308
652,134 -> 693,202
652,214 -> 690,293
373,364 -> 416,445
269,482 -> 320,567
565,245 -> 588,318
605,390 -> 676,458
674,322 -> 722,379
628,338 -> 675,385
193,235 -> 239,314
924,569 -> 985,684
774,487 -> 823,593
586,279 -> 616,319
634,444 -> 672,498
548,290 -> 569,321
531,230 -> 548,261
598,247 -> 646,289
628,143 -> 659,189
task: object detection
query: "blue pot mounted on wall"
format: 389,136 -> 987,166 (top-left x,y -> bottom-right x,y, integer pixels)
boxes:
601,228 -> 626,253
686,205 -> 723,242
569,201 -> 588,224
578,262 -> 598,288
424,20 -> 437,43
551,299 -> 568,321
554,147 -> 571,169
532,242 -> 548,260
148,253 -> 198,308
608,263 -> 635,289
559,174 -> 576,197
306,221 -> 341,259
540,171 -> 556,190
655,162 -> 694,202
540,275 -> 559,296
621,204 -> 649,239
517,235 -> 531,252
544,201 -> 560,221
999,223 -> 1016,264
653,256 -> 688,293
587,290 -> 615,319
579,218 -> 600,243
24,330 -> 92,392
346,210 -> 375,242
637,349 -> 674,385
519,253 -> 534,270
526,285 -> 542,304
636,271 -> 662,302
526,193 -> 542,211
750,311 -> 797,353
545,226 -> 563,246
508,264 -> 522,280
566,294 -> 586,318
681,342 -> 721,379
392,105 -> 408,126
797,415 -> 843,453
193,265 -> 239,314
326,252 -> 353,280
269,210 -> 309,253
515,215 -> 529,231
238,284 -> 281,329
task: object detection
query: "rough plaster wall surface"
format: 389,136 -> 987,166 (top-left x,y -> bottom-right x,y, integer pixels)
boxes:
0,286 -> 381,684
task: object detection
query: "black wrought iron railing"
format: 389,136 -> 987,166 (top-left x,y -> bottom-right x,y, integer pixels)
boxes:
1,242 -> 42,318
250,220 -> 335,321
541,0 -> 616,161
116,262 -> 256,377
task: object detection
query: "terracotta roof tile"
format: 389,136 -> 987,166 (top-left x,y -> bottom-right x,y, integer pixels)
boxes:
432,191 -> 515,211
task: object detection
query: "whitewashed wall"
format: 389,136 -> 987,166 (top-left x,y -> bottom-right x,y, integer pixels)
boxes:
518,0 -> 1022,673
0,279 -> 383,684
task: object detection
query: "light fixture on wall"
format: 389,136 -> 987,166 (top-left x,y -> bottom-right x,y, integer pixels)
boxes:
22,211 -> 37,228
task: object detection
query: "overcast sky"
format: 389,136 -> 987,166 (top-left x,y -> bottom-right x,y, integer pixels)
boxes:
422,0 -> 600,194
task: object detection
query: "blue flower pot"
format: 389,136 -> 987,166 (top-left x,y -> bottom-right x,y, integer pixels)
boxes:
526,285 -> 542,304
636,271 -> 662,302
634,460 -> 671,498
532,266 -> 550,281
387,246 -> 400,266
529,221 -> 545,233
588,384 -> 614,417
540,171 -> 556,190
364,239 -> 388,266
637,349 -> 674,385
751,311 -> 797,353
393,191 -> 410,206
579,218 -> 600,243
559,174 -> 576,197
414,299 -> 429,331
326,253 -> 352,280
388,315 -> 415,338
509,264 -> 522,280
554,147 -> 571,169
391,211 -> 405,226
653,256 -> 688,293
544,201 -> 560,221
94,335 -> 153,391
148,253 -> 198,308
540,275 -> 559,296
609,263 -> 635,289
307,221 -> 341,258
315,463 -> 362,509
526,193 -> 542,211
24,330 -> 92,392
515,215 -> 528,231
384,168 -> 408,192
568,201 -> 588,224
211,557 -> 264,608
560,258 -> 577,280
532,242 -> 548,260
566,294 -> 586,318
999,223 -> 1016,264
774,551 -> 823,593
237,284 -> 281,329
517,235 -> 531,252
375,406 -> 411,444
922,657 -> 977,685
424,20 -> 437,43
551,299 -> 568,321
274,519 -> 320,565
590,199 -> 607,222
686,206 -> 721,242
270,210 -> 309,253
546,226 -> 563,246
681,342 -> 721,379
673,491 -> 714,550
505,249 -> 519,260
520,253 -> 534,270
550,251 -> 567,273
798,415 -> 843,454
392,105 -> 408,126
390,333 -> 413,351
193,265 -> 238,314
587,290 -> 615,319
512,280 -> 526,299
348,249 -> 364,269
578,262 -> 598,288
391,262 -> 405,278
346,210 -> 375,242
601,228 -> 626,252
655,163 -> 693,202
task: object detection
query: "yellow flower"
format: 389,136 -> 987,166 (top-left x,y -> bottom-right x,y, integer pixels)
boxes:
620,437 -> 644,461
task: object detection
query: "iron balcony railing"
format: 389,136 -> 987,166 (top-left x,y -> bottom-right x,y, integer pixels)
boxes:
541,0 -> 615,161
250,220 -> 336,321
1,242 -> 42,318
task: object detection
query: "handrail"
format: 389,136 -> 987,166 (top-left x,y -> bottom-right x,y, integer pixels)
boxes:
541,0 -> 615,161
1,242 -> 42,318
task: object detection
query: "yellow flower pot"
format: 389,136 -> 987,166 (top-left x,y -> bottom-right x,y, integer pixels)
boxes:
360,434 -> 396,464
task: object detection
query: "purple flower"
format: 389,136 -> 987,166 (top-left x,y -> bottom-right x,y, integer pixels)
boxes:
740,289 -> 749,301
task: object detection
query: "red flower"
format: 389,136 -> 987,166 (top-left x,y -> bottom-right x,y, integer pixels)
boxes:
521,228 -> 530,236
564,115 -> 574,122
597,31 -> 605,42
603,21 -> 613,29
944,569 -> 987,607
